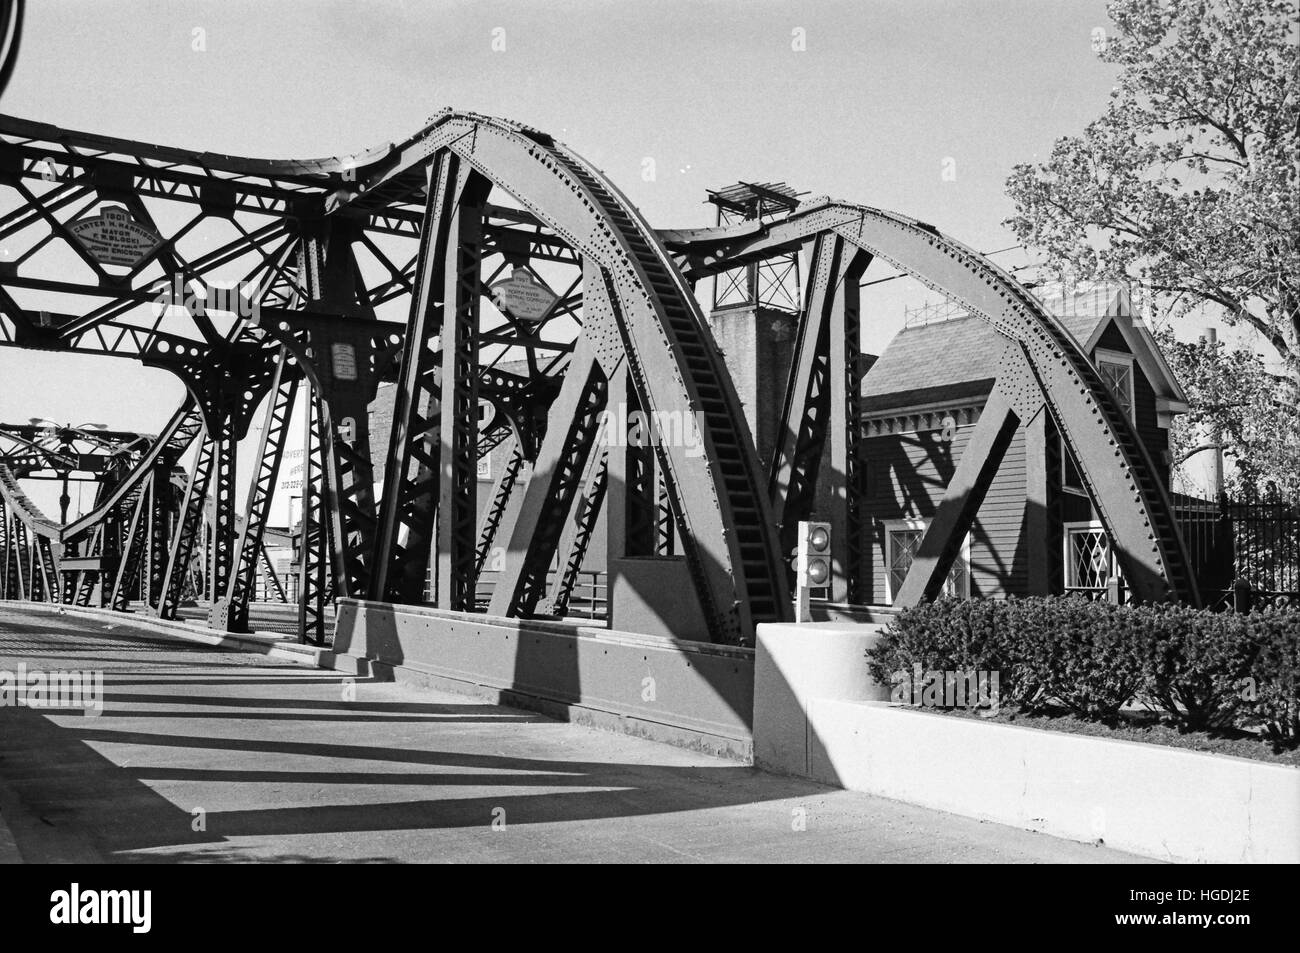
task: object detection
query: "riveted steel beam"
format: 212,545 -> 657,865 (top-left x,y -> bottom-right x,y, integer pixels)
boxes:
488,338 -> 606,619
436,171 -> 490,610
369,152 -> 466,604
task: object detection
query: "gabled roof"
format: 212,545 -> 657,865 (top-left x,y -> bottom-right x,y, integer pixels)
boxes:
861,315 -> 1002,414
862,286 -> 1187,417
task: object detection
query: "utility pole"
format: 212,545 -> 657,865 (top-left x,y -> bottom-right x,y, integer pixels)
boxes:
1199,327 -> 1225,498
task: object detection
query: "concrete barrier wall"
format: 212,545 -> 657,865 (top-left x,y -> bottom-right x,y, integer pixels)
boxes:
755,621 -> 1300,863
332,599 -> 754,759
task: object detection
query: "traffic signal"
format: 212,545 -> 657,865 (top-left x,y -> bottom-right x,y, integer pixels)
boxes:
797,521 -> 832,589
793,520 -> 831,623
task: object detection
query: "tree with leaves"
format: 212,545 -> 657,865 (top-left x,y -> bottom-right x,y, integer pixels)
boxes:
1155,327 -> 1300,498
1005,0 -> 1299,495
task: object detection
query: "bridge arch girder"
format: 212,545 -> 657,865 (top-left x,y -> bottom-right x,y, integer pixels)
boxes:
365,112 -> 789,643
667,198 -> 1197,606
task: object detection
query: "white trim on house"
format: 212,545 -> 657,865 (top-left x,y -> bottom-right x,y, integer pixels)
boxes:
1076,288 -> 1188,408
882,517 -> 971,602
1094,347 -> 1137,423
1062,519 -> 1117,589
1061,439 -> 1089,497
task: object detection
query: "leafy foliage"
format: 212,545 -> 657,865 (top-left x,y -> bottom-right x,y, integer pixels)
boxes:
1005,0 -> 1300,389
1154,325 -> 1300,497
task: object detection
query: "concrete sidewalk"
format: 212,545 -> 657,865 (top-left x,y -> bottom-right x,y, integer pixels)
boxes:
0,606 -> 1150,863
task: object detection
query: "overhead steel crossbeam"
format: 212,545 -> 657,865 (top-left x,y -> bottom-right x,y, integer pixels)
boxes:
0,422 -> 148,477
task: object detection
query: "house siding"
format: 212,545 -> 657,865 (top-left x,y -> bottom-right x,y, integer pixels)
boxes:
862,407 -> 1029,603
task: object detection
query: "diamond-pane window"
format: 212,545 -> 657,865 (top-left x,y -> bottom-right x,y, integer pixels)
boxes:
1065,525 -> 1123,589
887,528 -> 924,598
1098,358 -> 1134,420
886,525 -> 971,600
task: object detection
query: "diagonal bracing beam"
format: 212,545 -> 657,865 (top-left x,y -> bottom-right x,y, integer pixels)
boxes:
893,344 -> 1038,606
488,339 -> 607,619
368,152 -> 467,604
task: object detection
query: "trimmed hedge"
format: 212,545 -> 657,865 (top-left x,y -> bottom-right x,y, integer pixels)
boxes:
865,596 -> 1300,744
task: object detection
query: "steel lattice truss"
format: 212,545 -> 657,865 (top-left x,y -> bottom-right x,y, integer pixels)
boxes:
0,108 -> 1198,645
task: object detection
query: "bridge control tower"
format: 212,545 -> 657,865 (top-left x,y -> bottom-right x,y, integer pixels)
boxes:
705,182 -> 805,472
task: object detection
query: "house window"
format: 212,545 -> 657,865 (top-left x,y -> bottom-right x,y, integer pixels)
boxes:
884,519 -> 970,602
1061,440 -> 1086,495
1095,349 -> 1135,422
1062,350 -> 1136,495
1064,521 -> 1123,592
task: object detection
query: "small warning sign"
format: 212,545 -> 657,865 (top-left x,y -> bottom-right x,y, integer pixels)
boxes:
68,205 -> 162,268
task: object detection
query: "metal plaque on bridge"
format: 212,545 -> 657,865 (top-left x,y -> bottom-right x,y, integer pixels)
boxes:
68,205 -> 162,267
490,270 -> 558,322
331,343 -> 359,381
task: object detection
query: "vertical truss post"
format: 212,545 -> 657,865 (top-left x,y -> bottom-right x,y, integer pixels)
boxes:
36,535 -> 60,604
208,415 -> 238,607
825,244 -> 869,603
72,526 -> 100,607
769,237 -> 835,539
9,515 -> 27,600
297,391 -> 330,645
95,503 -> 124,608
26,529 -> 43,603
436,172 -> 488,611
202,513 -> 213,602
1024,407 -> 1052,596
370,152 -> 467,603
0,498 -> 9,600
146,466 -> 172,608
222,350 -> 298,631
316,380 -> 377,602
603,368 -> 632,589
30,530 -> 47,598
156,433 -> 215,620
109,488 -> 150,610
624,385 -> 657,557
768,235 -> 869,602
283,218 -> 386,603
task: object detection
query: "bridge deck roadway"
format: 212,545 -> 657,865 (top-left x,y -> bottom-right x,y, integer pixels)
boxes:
0,606 -> 1149,864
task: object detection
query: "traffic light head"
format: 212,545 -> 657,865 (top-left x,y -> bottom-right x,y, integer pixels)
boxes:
797,521 -> 832,588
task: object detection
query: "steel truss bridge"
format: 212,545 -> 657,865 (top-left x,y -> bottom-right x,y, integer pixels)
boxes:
0,109 -> 1199,646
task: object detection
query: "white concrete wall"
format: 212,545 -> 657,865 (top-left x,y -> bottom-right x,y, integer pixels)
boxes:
755,621 -> 1300,864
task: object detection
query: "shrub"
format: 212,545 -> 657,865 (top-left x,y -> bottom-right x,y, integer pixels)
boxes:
1005,598 -> 1148,721
866,595 -> 1300,744
1141,604 -> 1259,731
1239,610 -> 1300,743
864,597 -> 1031,706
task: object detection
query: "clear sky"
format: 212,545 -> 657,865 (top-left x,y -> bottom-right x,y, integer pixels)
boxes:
2,0 -> 1140,515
